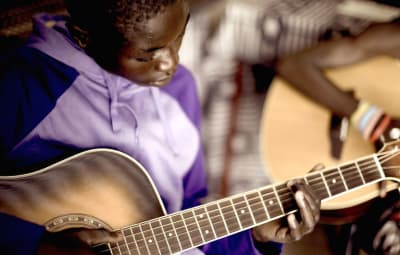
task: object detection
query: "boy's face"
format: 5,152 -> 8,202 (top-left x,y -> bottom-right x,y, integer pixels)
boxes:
115,0 -> 190,87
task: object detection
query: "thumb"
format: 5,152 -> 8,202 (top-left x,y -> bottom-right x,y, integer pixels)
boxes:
72,228 -> 123,246
378,181 -> 388,198
308,163 -> 325,173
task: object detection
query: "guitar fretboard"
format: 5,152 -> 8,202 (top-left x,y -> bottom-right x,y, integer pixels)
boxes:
101,154 -> 384,255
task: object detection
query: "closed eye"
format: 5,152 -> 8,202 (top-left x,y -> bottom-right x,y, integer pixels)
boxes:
135,57 -> 152,62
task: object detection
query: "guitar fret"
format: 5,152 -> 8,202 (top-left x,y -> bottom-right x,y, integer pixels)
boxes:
139,224 -> 152,255
323,168 -> 346,196
320,172 -> 332,197
246,191 -> 269,224
173,214 -> 193,249
276,183 -> 296,214
160,217 -> 181,253
141,222 -> 159,255
205,206 -> 218,238
120,233 -> 131,255
129,225 -> 148,255
232,196 -> 254,229
194,207 -> 216,242
122,228 -> 134,255
359,157 -> 382,182
230,199 -> 243,230
218,203 -> 231,236
305,173 -> 329,200
206,203 -> 228,238
107,244 -> 115,255
355,161 -> 366,184
337,166 -> 349,190
244,194 -> 257,225
373,154 -> 385,179
128,228 -> 138,255
171,214 -> 192,250
258,190 -> 271,219
182,211 -> 203,246
219,200 -> 241,233
341,162 -> 364,188
192,209 -> 206,243
273,186 -> 284,214
109,241 -> 123,255
260,187 -> 283,219
151,219 -> 172,254
149,222 -> 162,255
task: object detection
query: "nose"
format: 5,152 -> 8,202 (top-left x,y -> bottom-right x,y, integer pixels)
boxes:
154,47 -> 178,74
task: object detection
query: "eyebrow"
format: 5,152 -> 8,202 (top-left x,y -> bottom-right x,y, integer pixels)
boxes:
141,13 -> 191,53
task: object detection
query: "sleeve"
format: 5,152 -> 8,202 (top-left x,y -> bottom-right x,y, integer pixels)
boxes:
0,47 -> 77,163
0,50 -> 46,255
201,231 -> 282,255
0,213 -> 45,255
0,48 -> 77,254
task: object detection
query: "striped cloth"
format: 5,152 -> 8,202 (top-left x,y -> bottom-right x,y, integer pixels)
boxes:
206,0 -> 338,64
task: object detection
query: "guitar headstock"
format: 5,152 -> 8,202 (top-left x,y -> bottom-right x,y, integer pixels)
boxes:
377,140 -> 400,182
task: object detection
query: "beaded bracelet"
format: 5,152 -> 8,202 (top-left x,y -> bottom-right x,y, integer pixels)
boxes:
370,114 -> 391,143
350,100 -> 390,142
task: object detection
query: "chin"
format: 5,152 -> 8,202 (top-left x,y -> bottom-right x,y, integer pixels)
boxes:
148,78 -> 172,87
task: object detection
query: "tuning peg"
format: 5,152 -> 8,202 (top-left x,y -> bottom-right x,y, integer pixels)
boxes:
389,127 -> 400,140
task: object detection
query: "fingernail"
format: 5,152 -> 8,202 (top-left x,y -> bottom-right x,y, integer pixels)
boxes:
288,179 -> 305,194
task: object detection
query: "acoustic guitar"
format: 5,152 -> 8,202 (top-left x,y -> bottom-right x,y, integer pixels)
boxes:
0,142 -> 399,254
260,56 -> 400,222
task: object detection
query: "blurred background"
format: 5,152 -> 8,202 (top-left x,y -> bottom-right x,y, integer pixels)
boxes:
1,0 -> 400,254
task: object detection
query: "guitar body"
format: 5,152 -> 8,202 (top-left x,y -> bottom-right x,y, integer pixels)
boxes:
260,56 -> 400,223
0,144 -> 398,254
0,149 -> 165,232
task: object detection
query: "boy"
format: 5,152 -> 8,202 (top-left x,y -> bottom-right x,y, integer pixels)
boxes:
276,21 -> 400,255
0,0 -> 320,254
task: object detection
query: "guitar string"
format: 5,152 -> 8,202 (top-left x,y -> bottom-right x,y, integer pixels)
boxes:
104,193 -> 290,255
101,161 -> 385,255
101,166 -> 392,255
101,174 -> 388,255
308,152 -> 398,194
98,151 -> 399,254
104,195 -> 290,255
99,157 -> 395,254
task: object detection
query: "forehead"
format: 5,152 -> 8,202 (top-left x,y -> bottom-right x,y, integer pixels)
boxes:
127,0 -> 189,50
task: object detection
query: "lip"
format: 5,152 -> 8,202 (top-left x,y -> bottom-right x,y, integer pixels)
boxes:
150,76 -> 171,86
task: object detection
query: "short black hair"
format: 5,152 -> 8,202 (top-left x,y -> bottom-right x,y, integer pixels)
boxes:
64,0 -> 177,42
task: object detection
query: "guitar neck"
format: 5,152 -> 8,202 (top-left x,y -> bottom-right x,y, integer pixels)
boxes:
103,153 -> 385,255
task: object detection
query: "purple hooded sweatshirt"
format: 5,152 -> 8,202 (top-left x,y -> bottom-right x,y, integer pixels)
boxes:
0,13 -> 282,255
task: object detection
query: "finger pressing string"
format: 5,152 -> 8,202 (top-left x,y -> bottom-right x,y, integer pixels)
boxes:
287,213 -> 301,241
